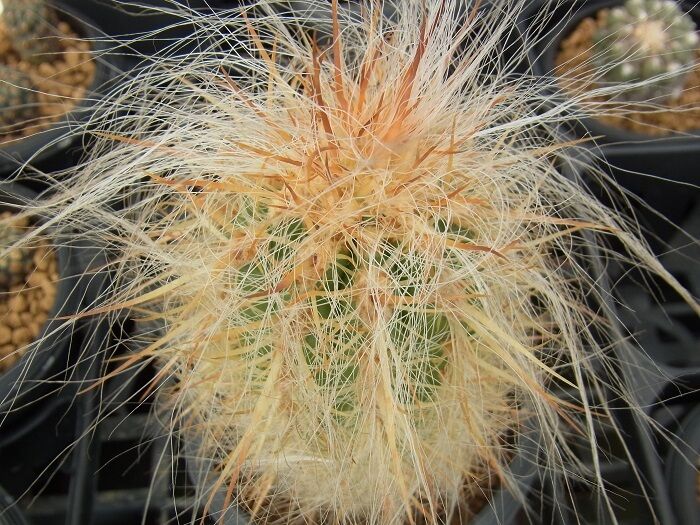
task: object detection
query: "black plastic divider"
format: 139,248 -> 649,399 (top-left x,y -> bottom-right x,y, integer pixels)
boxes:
63,317 -> 108,525
5,312 -> 202,525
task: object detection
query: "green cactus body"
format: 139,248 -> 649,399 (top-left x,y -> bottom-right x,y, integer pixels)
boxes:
0,223 -> 33,292
593,0 -> 699,101
178,184 -> 508,519
0,66 -> 38,132
1,0 -> 60,64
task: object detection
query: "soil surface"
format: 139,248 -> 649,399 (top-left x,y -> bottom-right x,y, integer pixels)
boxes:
0,17 -> 95,143
555,8 -> 700,136
0,212 -> 57,374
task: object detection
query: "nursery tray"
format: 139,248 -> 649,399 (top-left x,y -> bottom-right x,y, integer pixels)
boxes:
0,317 -> 201,525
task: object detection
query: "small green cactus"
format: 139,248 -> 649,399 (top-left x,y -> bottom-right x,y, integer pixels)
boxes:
593,0 -> 699,101
1,0 -> 60,64
0,66 -> 39,132
0,222 -> 33,293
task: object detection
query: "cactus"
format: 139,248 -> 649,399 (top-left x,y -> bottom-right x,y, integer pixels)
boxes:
1,0 -> 60,64
0,221 -> 33,293
0,66 -> 39,133
1,1 -> 698,524
592,0 -> 699,101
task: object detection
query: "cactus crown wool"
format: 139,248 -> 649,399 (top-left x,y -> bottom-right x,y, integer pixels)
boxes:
592,0 -> 698,101
0,0 -> 697,524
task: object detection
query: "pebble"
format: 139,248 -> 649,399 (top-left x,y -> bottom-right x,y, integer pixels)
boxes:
40,295 -> 54,312
1,350 -> 17,370
29,323 -> 42,339
6,312 -> 21,329
11,328 -> 31,346
27,271 -> 44,288
38,62 -> 55,76
0,325 -> 11,345
64,51 -> 80,67
34,250 -> 48,271
8,294 -> 26,312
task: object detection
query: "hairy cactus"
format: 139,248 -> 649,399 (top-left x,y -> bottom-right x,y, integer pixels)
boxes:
1,0 -> 60,64
2,0 -> 698,524
0,66 -> 39,133
593,0 -> 699,101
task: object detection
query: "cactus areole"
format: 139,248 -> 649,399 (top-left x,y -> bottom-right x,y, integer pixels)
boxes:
593,0 -> 699,101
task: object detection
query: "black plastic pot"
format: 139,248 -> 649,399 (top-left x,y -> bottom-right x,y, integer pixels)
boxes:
0,484 -> 28,525
0,2 -> 120,177
0,183 -> 83,448
561,145 -> 700,525
522,0 -> 700,145
512,145 -> 695,525
665,404 -> 700,525
613,189 -> 699,367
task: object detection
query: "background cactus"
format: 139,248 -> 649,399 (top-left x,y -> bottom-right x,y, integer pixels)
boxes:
0,66 -> 39,133
0,0 -> 60,65
592,0 -> 699,101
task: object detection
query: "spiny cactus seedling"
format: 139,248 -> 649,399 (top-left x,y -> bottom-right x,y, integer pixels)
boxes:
593,0 -> 699,101
0,66 -> 38,133
2,0 -> 698,524
0,0 -> 60,65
